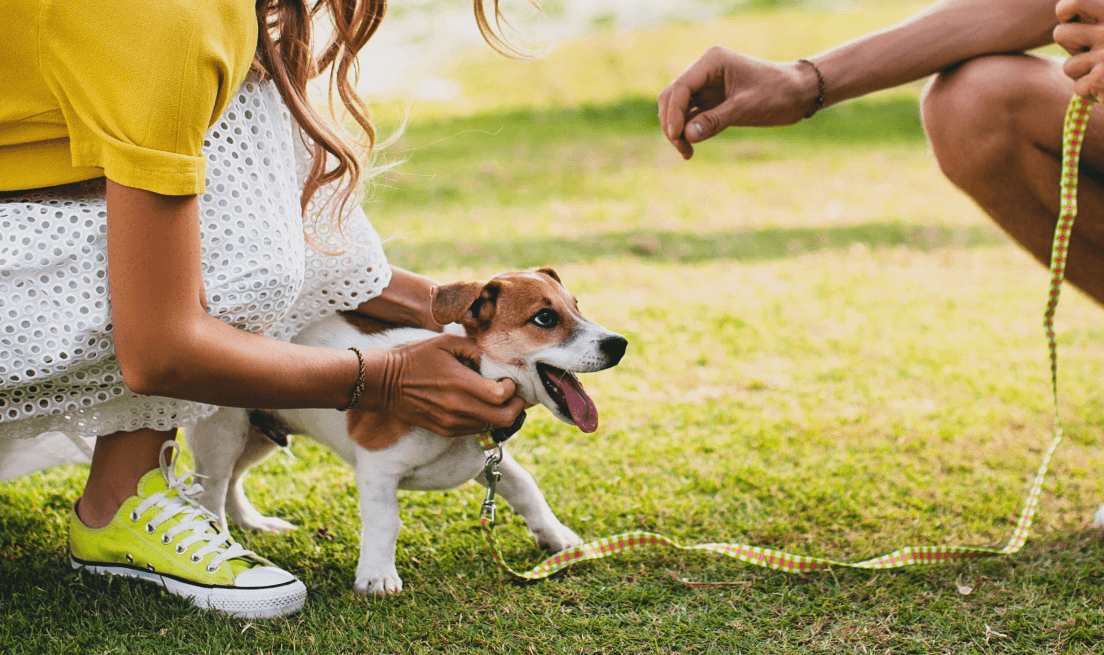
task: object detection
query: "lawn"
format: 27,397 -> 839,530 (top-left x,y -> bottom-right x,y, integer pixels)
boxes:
4,2 -> 1104,653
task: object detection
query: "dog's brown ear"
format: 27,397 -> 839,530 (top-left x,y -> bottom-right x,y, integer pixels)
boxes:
534,267 -> 561,284
430,280 -> 501,328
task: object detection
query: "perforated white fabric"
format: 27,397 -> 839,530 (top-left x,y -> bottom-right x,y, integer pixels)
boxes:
0,75 -> 391,445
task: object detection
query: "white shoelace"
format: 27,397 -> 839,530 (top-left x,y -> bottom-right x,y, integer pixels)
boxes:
132,441 -> 256,573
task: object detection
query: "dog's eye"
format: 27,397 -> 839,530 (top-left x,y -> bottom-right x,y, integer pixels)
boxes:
531,309 -> 559,329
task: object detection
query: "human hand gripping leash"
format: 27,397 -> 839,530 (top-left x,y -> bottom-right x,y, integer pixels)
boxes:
476,95 -> 1092,582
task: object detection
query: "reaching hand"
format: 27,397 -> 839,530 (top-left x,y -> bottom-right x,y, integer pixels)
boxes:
358,333 -> 527,438
657,47 -> 818,159
1055,0 -> 1104,99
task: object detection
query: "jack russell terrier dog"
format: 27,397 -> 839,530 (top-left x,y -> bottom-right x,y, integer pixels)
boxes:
186,268 -> 627,594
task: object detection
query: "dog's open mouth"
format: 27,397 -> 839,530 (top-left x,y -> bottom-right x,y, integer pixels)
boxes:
537,363 -> 599,433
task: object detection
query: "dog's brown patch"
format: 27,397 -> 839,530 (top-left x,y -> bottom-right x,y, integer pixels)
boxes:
462,270 -> 581,367
346,408 -> 414,452
339,310 -> 397,335
339,312 -> 425,450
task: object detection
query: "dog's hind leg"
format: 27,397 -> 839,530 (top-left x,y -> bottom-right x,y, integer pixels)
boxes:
478,450 -> 582,553
223,418 -> 297,534
188,408 -> 250,530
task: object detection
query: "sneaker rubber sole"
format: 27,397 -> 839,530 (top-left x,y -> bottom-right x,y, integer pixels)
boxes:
72,557 -> 307,619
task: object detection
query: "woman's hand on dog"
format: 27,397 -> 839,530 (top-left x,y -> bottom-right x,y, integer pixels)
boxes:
1056,0 -> 1104,100
357,333 -> 527,437
657,47 -> 816,159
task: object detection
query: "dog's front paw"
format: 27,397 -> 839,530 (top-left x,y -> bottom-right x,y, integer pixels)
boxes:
531,521 -> 583,553
354,568 -> 404,596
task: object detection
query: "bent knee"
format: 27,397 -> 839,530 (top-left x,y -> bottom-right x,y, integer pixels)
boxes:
921,54 -> 1057,183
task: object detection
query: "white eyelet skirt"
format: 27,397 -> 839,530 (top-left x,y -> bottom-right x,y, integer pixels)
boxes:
0,75 -> 391,480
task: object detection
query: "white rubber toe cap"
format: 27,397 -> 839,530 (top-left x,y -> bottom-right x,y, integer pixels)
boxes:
235,565 -> 300,588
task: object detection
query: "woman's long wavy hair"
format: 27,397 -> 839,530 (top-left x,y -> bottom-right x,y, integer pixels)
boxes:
252,0 -> 527,241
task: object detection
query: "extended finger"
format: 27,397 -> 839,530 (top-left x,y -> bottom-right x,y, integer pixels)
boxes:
657,82 -> 688,142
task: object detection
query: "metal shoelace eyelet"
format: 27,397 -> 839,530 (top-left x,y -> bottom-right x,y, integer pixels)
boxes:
145,523 -> 155,534
129,511 -> 139,522
206,564 -> 218,573
146,563 -> 155,572
161,534 -> 171,545
176,544 -> 186,554
191,554 -> 201,563
125,553 -> 133,563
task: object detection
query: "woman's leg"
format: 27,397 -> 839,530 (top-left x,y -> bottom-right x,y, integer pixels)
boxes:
76,428 -> 174,528
69,425 -> 308,618
922,53 -> 1104,305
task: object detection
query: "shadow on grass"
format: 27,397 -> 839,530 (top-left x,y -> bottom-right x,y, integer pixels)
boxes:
383,220 -> 1007,270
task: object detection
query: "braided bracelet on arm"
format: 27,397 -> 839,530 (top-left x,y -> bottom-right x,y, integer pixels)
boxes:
338,346 -> 366,412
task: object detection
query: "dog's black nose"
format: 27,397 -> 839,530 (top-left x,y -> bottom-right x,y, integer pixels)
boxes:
600,335 -> 628,365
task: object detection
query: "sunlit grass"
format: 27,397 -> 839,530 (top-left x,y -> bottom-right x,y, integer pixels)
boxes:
4,2 -> 1104,653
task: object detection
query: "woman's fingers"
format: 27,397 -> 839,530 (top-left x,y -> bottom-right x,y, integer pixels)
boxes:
1057,22 -> 1104,99
1057,0 -> 1104,25
381,333 -> 528,437
1064,50 -> 1097,79
1055,22 -> 1104,54
1054,0 -> 1104,99
1074,61 -> 1104,99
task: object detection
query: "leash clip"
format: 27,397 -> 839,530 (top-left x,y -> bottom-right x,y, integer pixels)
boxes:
480,446 -> 503,524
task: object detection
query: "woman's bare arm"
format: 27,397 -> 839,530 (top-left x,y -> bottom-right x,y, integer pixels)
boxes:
352,267 -> 443,331
105,180 -> 522,435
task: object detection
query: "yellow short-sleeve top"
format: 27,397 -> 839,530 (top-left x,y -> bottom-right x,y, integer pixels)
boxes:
0,0 -> 258,196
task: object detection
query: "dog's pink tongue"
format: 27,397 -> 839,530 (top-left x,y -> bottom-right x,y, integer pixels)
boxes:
550,372 -> 599,433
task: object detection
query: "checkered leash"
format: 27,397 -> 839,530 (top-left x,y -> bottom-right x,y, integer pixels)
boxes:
477,96 -> 1092,581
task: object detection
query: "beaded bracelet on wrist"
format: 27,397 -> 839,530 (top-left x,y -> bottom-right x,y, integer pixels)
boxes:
797,58 -> 827,119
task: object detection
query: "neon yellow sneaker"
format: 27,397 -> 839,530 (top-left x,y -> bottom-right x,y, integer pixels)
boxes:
69,441 -> 306,619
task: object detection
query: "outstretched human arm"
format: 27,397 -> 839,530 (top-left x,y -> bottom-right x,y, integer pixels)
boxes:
658,0 -> 1060,158
105,181 -> 522,436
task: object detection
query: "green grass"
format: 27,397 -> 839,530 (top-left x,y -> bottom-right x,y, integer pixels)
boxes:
5,3 -> 1104,653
